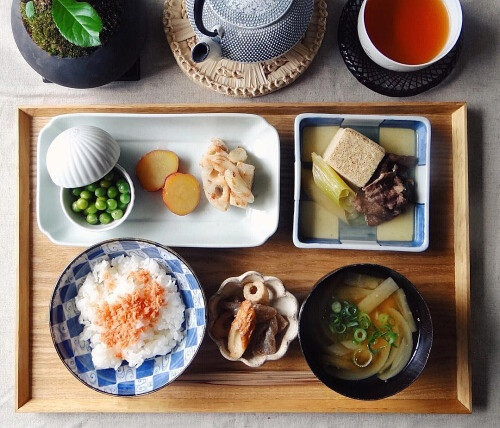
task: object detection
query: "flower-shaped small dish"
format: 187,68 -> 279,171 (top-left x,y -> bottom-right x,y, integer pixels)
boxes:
293,114 -> 431,252
208,271 -> 299,367
49,238 -> 206,396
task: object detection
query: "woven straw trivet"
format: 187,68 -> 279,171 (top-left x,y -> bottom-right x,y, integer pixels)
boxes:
163,0 -> 327,98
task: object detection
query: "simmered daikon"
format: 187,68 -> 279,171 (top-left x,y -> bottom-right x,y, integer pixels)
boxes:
319,274 -> 416,381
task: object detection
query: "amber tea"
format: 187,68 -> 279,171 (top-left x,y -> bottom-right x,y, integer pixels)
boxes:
364,0 -> 450,65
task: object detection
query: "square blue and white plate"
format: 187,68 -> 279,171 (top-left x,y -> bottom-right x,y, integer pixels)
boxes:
49,238 -> 206,396
293,114 -> 431,252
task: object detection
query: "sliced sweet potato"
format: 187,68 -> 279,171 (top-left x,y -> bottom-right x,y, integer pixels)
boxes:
162,173 -> 200,216
136,150 -> 179,191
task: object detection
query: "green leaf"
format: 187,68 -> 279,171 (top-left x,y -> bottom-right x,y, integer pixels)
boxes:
26,1 -> 35,19
52,0 -> 102,48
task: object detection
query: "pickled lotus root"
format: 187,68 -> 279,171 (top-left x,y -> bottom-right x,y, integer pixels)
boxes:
228,300 -> 256,359
212,311 -> 234,340
243,281 -> 270,305
200,138 -> 255,211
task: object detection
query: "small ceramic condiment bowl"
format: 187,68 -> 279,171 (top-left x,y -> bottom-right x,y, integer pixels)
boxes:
208,271 -> 299,367
299,264 -> 433,400
46,125 -> 135,231
357,0 -> 463,72
60,164 -> 135,232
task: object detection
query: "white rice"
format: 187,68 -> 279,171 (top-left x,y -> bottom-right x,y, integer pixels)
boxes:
75,255 -> 185,369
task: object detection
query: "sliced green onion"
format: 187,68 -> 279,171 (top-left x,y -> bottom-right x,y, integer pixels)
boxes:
368,340 -> 385,354
334,323 -> 346,334
384,331 -> 398,346
346,320 -> 359,328
382,324 -> 392,333
353,348 -> 373,367
346,305 -> 358,317
353,328 -> 367,343
368,330 -> 385,354
358,312 -> 371,329
331,301 -> 342,314
378,313 -> 389,324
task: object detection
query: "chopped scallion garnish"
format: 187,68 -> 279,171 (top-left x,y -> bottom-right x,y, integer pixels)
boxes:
331,301 -> 341,314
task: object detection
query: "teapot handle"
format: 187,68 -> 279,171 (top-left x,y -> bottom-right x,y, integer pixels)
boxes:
194,0 -> 219,38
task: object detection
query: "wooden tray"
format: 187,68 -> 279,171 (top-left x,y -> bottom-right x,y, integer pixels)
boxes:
16,103 -> 471,413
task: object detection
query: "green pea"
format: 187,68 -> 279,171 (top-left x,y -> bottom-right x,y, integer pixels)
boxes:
111,209 -> 123,220
104,171 -> 115,181
72,187 -> 83,197
80,190 -> 92,200
86,183 -> 98,192
107,186 -> 118,199
95,199 -> 107,211
118,182 -> 130,194
96,196 -> 107,202
86,214 -> 98,225
76,198 -> 88,210
116,178 -> 127,186
118,201 -> 128,211
86,203 -> 98,214
100,179 -> 112,189
119,193 -> 130,204
107,199 -> 118,210
99,212 -> 112,225
71,201 -> 82,213
95,187 -> 106,197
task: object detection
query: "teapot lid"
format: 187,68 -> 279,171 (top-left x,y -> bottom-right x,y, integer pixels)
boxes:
208,0 -> 294,29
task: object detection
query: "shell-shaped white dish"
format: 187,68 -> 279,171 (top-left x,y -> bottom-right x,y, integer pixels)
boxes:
208,271 -> 299,367
46,125 -> 120,188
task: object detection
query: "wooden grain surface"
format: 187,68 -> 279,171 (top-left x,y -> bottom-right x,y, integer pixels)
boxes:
16,103 -> 471,413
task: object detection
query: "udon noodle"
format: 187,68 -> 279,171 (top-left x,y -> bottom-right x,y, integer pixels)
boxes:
319,273 -> 417,381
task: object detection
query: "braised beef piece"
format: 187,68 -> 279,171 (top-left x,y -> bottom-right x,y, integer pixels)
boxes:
355,171 -> 415,226
354,154 -> 417,226
375,154 -> 418,176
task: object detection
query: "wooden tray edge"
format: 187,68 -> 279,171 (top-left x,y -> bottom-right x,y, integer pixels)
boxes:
451,104 -> 472,413
16,103 -> 472,414
16,397 -> 472,414
16,102 -> 466,117
16,108 -> 32,411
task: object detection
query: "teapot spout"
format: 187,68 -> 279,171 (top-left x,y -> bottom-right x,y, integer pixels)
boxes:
191,36 -> 222,63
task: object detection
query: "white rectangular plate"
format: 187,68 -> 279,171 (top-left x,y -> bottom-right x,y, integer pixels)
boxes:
37,113 -> 280,247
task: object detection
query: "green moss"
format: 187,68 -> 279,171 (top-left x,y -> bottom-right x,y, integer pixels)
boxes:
21,0 -> 123,58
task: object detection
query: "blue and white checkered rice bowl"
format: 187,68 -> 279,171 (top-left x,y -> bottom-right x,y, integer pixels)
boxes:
49,239 -> 206,396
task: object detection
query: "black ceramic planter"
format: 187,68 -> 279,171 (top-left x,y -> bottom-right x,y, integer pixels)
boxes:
11,0 -> 146,88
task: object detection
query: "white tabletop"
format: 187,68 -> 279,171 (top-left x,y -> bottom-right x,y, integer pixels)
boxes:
1,0 -> 498,426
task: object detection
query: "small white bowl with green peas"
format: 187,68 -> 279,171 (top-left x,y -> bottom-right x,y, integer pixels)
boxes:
60,164 -> 135,231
